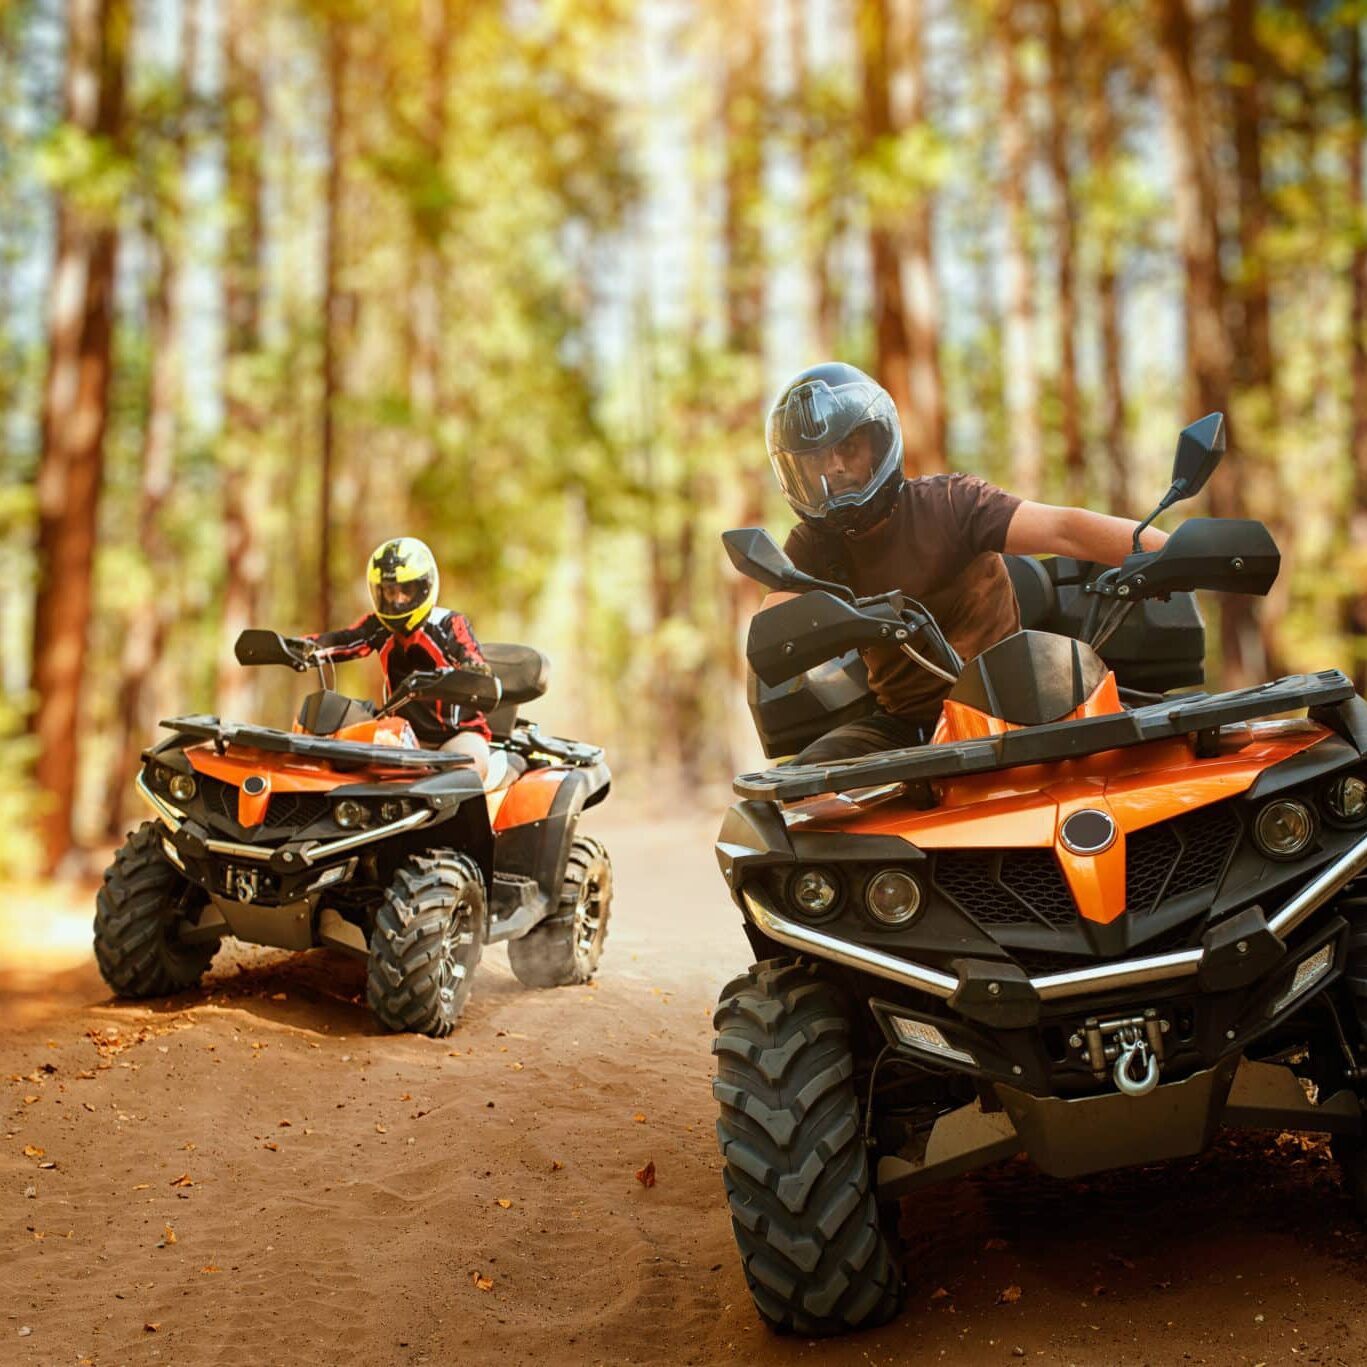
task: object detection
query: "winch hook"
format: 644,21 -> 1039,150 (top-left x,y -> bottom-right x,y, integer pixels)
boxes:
1113,1038 -> 1160,1097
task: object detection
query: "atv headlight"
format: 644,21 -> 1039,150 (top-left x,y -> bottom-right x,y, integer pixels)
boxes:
1253,799 -> 1315,859
865,869 -> 923,926
333,799 -> 368,829
1327,776 -> 1367,824
379,799 -> 409,823
168,773 -> 198,802
787,867 -> 840,919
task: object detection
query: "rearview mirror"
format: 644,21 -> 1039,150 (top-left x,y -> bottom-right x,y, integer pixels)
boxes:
425,667 -> 504,713
1170,412 -> 1224,500
722,527 -> 854,601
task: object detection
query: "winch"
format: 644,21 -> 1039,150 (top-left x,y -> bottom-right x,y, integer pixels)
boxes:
1073,1009 -> 1169,1096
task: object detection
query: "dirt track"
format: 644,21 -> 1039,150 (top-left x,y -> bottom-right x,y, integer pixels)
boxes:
4,808 -> 1367,1366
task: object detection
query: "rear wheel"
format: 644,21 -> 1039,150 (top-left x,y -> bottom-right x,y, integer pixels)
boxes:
94,822 -> 217,998
367,851 -> 486,1037
507,836 -> 611,988
713,960 -> 903,1336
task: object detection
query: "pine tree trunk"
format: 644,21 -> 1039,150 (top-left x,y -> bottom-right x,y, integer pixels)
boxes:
216,0 -> 267,723
858,0 -> 914,463
998,0 -> 1042,498
31,0 -> 130,874
105,1 -> 196,838
898,0 -> 945,475
320,18 -> 347,627
1153,0 -> 1259,685
1044,0 -> 1083,504
1343,15 -> 1367,691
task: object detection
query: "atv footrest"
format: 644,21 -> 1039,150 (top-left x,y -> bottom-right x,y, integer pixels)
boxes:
488,873 -> 549,943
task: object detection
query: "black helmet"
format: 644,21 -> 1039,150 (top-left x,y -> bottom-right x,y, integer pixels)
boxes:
765,362 -> 904,533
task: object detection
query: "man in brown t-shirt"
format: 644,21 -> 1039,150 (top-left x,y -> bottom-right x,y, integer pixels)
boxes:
762,362 -> 1168,763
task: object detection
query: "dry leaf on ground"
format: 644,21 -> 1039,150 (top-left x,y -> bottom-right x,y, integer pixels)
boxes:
471,1272 -> 493,1292
22,1144 -> 44,1158
170,1173 -> 193,1187
984,1237 -> 1008,1251
496,1198 -> 512,1209
550,1160 -> 564,1172
632,1112 -> 646,1124
143,1322 -> 160,1333
262,1141 -> 279,1152
201,1265 -> 221,1274
997,1284 -> 1022,1305
635,1160 -> 657,1188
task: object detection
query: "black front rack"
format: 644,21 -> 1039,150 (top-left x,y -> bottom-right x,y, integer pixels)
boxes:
156,715 -> 474,770
735,671 -> 1359,803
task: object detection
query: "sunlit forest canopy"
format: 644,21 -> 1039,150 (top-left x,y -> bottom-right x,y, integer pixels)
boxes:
3,0 -> 1367,875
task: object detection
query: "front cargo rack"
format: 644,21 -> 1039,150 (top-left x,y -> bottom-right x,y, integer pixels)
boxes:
734,671 -> 1358,803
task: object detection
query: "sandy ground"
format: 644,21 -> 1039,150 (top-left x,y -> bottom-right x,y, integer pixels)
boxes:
4,807 -> 1367,1366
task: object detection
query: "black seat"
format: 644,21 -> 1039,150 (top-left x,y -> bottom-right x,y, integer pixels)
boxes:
1004,555 -> 1057,631
482,643 -> 550,739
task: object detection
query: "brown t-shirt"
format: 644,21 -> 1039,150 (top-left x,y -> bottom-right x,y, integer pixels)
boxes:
784,474 -> 1023,722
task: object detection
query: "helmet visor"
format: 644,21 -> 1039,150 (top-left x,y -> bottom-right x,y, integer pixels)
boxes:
372,575 -> 432,619
766,383 -> 902,520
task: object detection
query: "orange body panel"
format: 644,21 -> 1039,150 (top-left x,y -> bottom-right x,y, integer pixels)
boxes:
493,767 -> 569,832
794,670 -> 1331,925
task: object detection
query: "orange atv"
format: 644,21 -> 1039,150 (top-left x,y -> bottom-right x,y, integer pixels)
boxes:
712,415 -> 1367,1335
95,632 -> 612,1036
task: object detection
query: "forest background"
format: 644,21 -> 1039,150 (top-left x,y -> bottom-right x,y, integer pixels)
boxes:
2,0 -> 1367,882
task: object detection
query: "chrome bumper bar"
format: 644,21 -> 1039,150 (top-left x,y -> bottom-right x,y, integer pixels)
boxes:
741,828 -> 1367,1005
136,772 -> 434,863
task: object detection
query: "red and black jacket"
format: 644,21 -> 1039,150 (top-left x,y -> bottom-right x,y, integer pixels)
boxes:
306,607 -> 493,744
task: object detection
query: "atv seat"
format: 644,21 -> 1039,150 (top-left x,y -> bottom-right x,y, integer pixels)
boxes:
1004,555 -> 1057,631
483,747 -> 528,794
482,643 -> 550,739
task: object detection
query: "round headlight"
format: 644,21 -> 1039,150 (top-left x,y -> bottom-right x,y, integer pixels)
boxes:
788,867 -> 839,918
168,773 -> 197,802
334,799 -> 367,829
865,870 -> 923,926
1253,799 -> 1315,859
379,799 -> 406,823
1328,776 -> 1367,823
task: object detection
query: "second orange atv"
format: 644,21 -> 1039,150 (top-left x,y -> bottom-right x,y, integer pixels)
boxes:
713,415 -> 1367,1334
95,633 -> 612,1036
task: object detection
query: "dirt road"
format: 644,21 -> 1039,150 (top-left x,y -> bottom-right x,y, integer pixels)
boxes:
4,808 -> 1367,1366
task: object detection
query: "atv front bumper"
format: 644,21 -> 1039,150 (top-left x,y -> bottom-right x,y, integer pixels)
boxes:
875,1056 -> 1361,1197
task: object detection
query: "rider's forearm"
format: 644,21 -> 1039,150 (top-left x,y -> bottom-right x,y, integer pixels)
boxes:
1060,508 -> 1168,564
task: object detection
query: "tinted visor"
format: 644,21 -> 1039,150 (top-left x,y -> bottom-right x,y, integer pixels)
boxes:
766,382 -> 901,520
372,576 -> 431,617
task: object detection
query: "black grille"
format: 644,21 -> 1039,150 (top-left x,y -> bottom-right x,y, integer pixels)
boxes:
265,792 -> 333,828
934,849 -> 1078,931
199,775 -> 239,821
999,849 -> 1077,929
1125,801 -> 1239,915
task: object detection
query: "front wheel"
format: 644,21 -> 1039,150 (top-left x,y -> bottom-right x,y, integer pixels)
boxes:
367,851 -> 486,1037
713,960 -> 903,1336
507,836 -> 611,988
94,822 -> 217,998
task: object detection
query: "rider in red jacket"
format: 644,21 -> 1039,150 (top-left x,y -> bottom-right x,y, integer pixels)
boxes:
293,538 -> 493,777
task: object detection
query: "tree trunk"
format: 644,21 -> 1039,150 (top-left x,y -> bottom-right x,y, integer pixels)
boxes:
31,0 -> 130,874
1043,0 -> 1083,504
320,18 -> 347,627
998,0 -> 1042,498
105,0 -> 196,837
790,0 -> 837,356
1153,0 -> 1259,685
858,0 -> 914,464
897,0 -> 945,475
1081,0 -> 1130,514
1342,14 -> 1367,691
216,0 -> 267,723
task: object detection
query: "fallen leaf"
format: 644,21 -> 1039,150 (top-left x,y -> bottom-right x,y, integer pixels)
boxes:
511,1062 -> 524,1071
22,1144 -> 44,1158
278,1119 -> 291,1128
82,1102 -> 95,1112
930,1287 -> 951,1301
550,1160 -> 564,1172
632,1112 -> 646,1124
201,1265 -> 222,1274
400,1093 -> 412,1101
635,1160 -> 657,1188
132,1183 -> 150,1191
271,992 -> 287,1001
447,1050 -> 462,1057
471,1272 -> 494,1292
262,1141 -> 279,1152
163,1225 -> 177,1245
170,1173 -> 193,1188
495,1198 -> 512,1209
182,1141 -> 196,1151
17,1326 -> 31,1337
144,1322 -> 160,1333
997,1284 -> 1022,1305
984,1237 -> 1008,1251
22,1096 -> 37,1105
375,1123 -> 387,1134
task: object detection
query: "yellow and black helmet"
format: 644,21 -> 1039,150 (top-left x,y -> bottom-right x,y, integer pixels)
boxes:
367,537 -> 439,635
